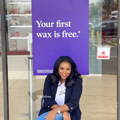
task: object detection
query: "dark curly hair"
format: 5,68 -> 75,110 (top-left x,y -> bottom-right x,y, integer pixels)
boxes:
50,56 -> 81,87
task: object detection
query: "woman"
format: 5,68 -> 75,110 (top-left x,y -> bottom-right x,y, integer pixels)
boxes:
37,56 -> 83,120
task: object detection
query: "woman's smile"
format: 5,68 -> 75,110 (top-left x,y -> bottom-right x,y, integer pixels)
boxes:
58,61 -> 71,82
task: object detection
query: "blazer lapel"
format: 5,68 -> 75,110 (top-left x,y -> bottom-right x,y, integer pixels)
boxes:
65,86 -> 72,103
51,82 -> 58,98
65,80 -> 75,103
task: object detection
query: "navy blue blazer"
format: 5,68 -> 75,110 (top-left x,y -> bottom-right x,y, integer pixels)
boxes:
38,74 -> 83,120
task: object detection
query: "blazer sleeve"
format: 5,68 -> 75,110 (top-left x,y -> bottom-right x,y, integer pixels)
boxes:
41,74 -> 57,109
65,77 -> 83,112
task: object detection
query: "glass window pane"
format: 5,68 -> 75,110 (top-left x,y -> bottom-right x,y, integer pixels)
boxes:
88,0 -> 117,120
6,0 -> 31,120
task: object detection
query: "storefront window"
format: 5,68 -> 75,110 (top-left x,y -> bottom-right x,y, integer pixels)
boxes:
6,0 -> 31,120
102,0 -> 118,74
89,0 -> 118,74
0,0 -> 118,120
102,0 -> 118,46
6,0 -> 31,55
89,0 -> 102,74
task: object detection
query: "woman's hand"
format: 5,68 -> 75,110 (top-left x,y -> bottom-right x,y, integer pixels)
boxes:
46,110 -> 57,120
63,112 -> 71,120
51,104 -> 59,109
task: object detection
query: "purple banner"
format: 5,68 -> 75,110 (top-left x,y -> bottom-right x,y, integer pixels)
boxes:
32,0 -> 89,75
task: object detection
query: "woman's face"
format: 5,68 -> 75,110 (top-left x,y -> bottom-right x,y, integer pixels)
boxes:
58,61 -> 71,81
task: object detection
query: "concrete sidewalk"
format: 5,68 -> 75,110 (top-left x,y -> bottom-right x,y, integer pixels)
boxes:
0,75 -> 117,120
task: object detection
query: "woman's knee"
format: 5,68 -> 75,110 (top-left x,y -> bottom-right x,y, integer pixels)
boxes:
36,112 -> 48,120
36,112 -> 63,120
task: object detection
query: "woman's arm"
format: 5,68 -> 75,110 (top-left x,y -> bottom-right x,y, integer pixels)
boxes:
41,74 -> 57,108
51,77 -> 83,113
51,104 -> 69,112
65,77 -> 83,112
50,104 -> 71,120
51,104 -> 59,109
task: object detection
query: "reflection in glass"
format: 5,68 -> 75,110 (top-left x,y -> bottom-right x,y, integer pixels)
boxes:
6,0 -> 31,120
89,0 -> 102,74
87,1 -> 117,120
102,0 -> 118,74
102,0 -> 118,46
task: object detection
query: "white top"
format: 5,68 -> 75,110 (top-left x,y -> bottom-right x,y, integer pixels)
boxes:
55,81 -> 66,106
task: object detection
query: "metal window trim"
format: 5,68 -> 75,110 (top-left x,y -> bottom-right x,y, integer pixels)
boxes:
117,0 -> 120,120
0,0 -> 9,120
